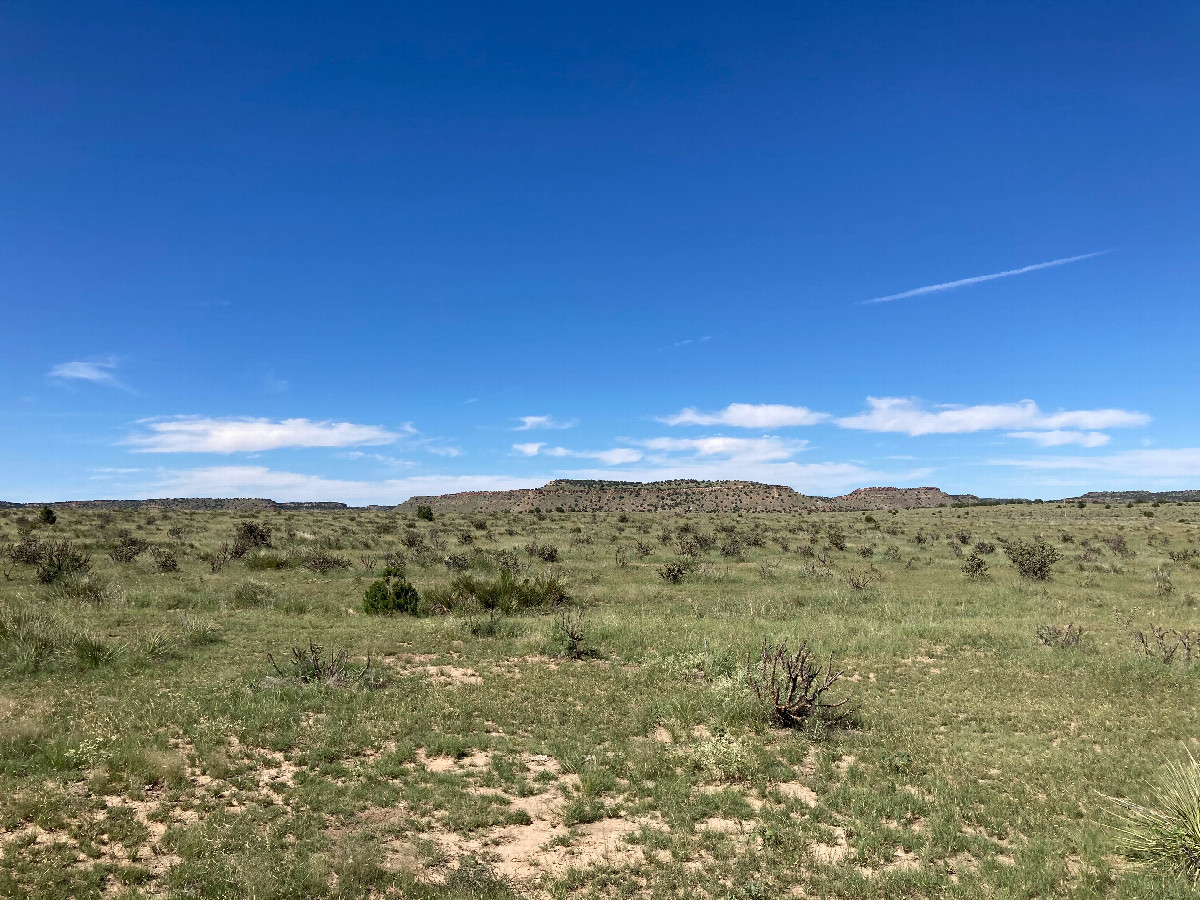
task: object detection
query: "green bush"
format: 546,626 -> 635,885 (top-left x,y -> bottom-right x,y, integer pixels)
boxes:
38,506 -> 56,526
363,568 -> 419,615
1004,539 -> 1061,580
415,505 -> 434,521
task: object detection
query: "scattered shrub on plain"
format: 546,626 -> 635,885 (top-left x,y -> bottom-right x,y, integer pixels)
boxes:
363,567 -> 420,615
1036,622 -> 1083,649
1004,539 -> 1062,580
745,638 -> 852,729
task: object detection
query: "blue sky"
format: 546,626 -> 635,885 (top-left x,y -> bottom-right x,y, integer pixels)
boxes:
3,1 -> 1199,503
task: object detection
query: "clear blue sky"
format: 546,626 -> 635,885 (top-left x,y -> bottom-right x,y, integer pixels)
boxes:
3,1 -> 1198,503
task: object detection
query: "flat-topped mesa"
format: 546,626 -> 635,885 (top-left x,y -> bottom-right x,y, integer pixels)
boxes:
399,479 -> 818,514
829,486 -> 981,510
397,479 -> 990,514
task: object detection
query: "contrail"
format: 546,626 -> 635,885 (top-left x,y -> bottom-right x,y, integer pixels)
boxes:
862,250 -> 1112,304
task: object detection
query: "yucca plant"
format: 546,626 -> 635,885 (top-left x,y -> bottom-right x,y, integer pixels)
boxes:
1103,749 -> 1200,882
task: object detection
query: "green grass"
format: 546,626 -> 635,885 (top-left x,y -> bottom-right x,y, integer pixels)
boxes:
0,502 -> 1198,898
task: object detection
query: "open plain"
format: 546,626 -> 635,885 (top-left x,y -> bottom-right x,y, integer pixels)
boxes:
1,495 -> 1197,899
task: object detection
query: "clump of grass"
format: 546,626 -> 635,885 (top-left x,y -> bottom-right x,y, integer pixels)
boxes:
267,640 -> 382,688
1103,749 -> 1200,883
230,578 -> 275,608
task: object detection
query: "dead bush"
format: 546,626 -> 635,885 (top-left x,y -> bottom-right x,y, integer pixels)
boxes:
745,638 -> 852,728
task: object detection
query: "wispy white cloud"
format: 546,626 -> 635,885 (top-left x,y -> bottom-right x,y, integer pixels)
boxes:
142,466 -> 544,504
514,415 -> 577,431
513,443 -> 643,466
988,448 -> 1200,479
638,436 -> 808,463
49,358 -> 124,388
862,250 -> 1111,304
661,403 -> 830,428
124,417 -> 401,453
1007,430 -> 1110,448
836,397 -> 1148,436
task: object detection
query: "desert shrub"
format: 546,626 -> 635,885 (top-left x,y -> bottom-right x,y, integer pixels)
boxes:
443,553 -> 470,572
445,569 -> 570,614
961,553 -> 990,580
363,568 -> 420,615
245,550 -> 292,570
826,525 -> 847,552
1036,623 -> 1083,649
554,608 -> 595,659
7,536 -> 46,565
233,522 -> 272,557
1103,749 -> 1200,883
38,506 -> 57,526
108,535 -> 149,564
268,640 -> 382,688
1131,626 -> 1199,665
973,541 -> 996,555
633,540 -> 653,558
881,545 -> 901,562
954,529 -> 972,545
415,504 -> 434,521
151,547 -> 179,573
231,579 -> 275,608
745,638 -> 852,729
524,542 -> 559,563
36,540 -> 92,584
1004,539 -> 1062,580
658,561 -> 688,584
401,532 -> 427,551
844,566 -> 881,591
719,537 -> 745,560
204,543 -> 233,573
301,549 -> 351,573
1105,534 -> 1134,557
857,545 -> 875,558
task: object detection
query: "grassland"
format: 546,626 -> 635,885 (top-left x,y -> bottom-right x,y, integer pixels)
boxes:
0,500 -> 1197,899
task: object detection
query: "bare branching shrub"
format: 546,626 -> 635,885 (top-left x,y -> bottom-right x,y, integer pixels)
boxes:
745,639 -> 852,728
1005,539 -> 1062,580
1105,534 -> 1134,557
1131,626 -> 1199,665
1036,623 -> 1083,649
954,529 -> 973,545
633,540 -> 653,558
555,608 -> 594,659
401,532 -> 427,551
443,553 -> 470,572
973,541 -> 996,555
843,566 -> 881,591
857,545 -> 875,558
1154,568 -> 1175,596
